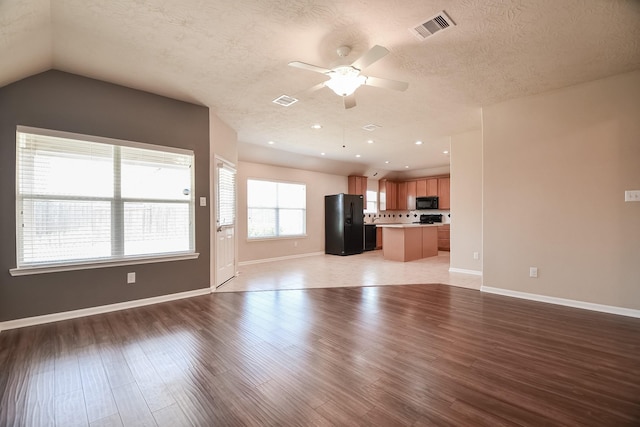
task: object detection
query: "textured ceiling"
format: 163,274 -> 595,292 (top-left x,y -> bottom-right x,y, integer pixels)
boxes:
2,0 -> 639,176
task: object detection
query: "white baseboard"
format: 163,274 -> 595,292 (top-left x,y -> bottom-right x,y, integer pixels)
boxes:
481,286 -> 640,318
238,251 -> 325,266
0,288 -> 212,332
449,267 -> 483,276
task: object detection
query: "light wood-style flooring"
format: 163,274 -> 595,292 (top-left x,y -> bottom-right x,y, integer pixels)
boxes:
219,250 -> 481,293
1,283 -> 639,426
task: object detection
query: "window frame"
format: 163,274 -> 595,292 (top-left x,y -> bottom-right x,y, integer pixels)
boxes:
246,178 -> 307,241
10,126 -> 199,276
364,190 -> 378,213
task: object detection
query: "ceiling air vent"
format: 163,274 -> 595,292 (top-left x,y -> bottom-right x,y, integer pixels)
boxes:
272,95 -> 298,107
362,124 -> 381,132
409,11 -> 455,41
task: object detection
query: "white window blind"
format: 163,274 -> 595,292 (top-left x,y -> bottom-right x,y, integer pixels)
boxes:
247,179 -> 306,239
15,127 -> 195,268
217,163 -> 236,226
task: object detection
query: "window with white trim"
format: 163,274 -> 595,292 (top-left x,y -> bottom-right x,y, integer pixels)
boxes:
15,126 -> 195,269
247,179 -> 306,239
365,190 -> 377,213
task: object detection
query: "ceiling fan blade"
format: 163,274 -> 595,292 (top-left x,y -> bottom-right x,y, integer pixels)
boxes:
344,94 -> 356,109
365,76 -> 409,92
350,45 -> 389,70
298,81 -> 327,97
288,61 -> 331,74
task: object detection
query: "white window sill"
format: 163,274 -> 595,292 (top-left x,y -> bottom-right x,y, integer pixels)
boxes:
9,252 -> 200,276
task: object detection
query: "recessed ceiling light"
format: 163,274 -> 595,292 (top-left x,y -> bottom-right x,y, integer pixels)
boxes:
384,160 -> 390,164
355,154 -> 361,158
443,150 -> 449,154
367,140 -> 374,144
267,141 -> 275,145
405,165 -> 410,169
320,152 -> 326,156
311,124 -> 322,129
415,140 -> 423,145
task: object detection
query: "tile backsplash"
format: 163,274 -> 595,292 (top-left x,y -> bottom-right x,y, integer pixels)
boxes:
365,210 -> 451,224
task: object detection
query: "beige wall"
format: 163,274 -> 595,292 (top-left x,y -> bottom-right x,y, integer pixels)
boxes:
450,129 -> 483,272
483,70 -> 640,310
210,112 -> 238,165
237,161 -> 348,262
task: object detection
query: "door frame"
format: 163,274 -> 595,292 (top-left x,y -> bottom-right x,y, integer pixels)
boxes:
211,155 -> 237,290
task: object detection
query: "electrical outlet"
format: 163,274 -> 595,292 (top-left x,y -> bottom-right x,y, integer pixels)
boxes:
127,272 -> 136,284
294,241 -> 298,247
624,190 -> 640,202
473,252 -> 479,260
529,267 -> 538,278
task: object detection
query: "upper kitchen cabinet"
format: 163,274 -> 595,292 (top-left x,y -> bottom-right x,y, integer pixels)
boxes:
348,175 -> 367,204
397,181 -> 408,210
381,175 -> 449,211
387,181 -> 398,210
378,179 -> 398,211
416,179 -> 427,197
427,178 -> 438,197
438,177 -> 450,210
406,180 -> 417,212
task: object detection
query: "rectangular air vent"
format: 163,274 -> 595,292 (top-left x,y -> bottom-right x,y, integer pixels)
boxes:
409,11 -> 455,41
272,95 -> 298,107
362,124 -> 381,132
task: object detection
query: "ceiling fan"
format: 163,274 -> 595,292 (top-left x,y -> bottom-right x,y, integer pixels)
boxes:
288,45 -> 409,109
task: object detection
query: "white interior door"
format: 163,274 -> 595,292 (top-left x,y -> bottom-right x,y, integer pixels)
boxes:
215,161 -> 236,287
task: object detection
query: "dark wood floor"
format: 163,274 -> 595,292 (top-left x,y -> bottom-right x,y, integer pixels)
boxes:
1,284 -> 639,426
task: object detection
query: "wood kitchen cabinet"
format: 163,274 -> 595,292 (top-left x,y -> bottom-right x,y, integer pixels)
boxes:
406,180 -> 417,211
380,175 -> 448,211
348,175 -> 367,204
426,178 -> 438,197
376,227 -> 383,249
380,179 -> 398,211
437,177 -> 450,210
379,179 -> 387,211
388,181 -> 398,210
416,179 -> 427,197
397,181 -> 408,210
438,224 -> 450,251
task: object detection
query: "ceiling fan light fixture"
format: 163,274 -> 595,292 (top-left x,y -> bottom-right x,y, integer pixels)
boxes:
325,66 -> 366,97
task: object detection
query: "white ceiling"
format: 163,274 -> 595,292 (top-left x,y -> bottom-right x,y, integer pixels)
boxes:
2,0 -> 639,177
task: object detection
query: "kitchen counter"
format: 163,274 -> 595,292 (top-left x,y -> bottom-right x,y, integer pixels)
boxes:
380,224 -> 440,262
375,223 -> 442,228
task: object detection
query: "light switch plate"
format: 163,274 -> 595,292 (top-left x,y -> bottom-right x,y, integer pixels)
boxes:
200,197 -> 207,206
624,190 -> 640,202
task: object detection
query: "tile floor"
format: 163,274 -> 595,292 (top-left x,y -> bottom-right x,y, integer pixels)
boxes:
217,250 -> 482,293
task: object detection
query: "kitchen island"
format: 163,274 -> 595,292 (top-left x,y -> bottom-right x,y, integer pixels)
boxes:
377,223 -> 440,262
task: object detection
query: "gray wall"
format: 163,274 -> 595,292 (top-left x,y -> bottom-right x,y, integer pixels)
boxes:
0,70 -> 211,322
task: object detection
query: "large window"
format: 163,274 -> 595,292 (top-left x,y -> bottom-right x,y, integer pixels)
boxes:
247,179 -> 306,239
14,126 -> 195,271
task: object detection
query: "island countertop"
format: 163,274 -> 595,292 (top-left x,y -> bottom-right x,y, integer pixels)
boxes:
380,225 -> 439,262
374,223 -> 443,228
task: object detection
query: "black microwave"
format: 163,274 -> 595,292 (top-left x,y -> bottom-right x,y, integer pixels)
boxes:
416,196 -> 438,210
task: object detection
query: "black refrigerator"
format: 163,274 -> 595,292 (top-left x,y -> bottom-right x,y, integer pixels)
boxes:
325,193 -> 364,256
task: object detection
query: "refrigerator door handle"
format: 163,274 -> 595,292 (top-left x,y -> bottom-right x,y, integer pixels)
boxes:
346,202 -> 353,224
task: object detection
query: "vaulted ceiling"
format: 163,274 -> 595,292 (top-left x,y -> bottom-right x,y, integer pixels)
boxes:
2,0 -> 639,176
